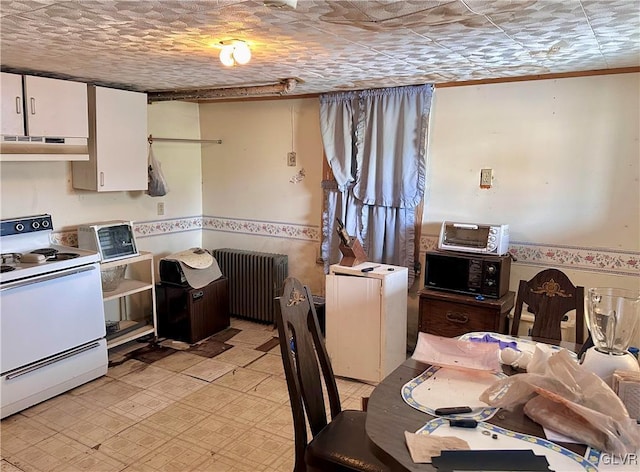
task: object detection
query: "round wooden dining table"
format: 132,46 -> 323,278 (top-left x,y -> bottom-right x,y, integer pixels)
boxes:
364,338 -> 584,471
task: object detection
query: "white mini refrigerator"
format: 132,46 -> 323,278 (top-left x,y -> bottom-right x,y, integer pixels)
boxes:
325,263 -> 408,383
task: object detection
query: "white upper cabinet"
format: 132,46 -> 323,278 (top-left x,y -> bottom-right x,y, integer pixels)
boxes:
1,73 -> 25,136
23,76 -> 88,138
1,73 -> 88,138
72,86 -> 148,192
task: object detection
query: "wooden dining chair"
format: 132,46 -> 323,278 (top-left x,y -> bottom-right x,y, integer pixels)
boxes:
510,268 -> 585,343
276,277 -> 388,472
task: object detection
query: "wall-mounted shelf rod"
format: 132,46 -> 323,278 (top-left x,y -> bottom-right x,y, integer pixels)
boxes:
148,134 -> 222,144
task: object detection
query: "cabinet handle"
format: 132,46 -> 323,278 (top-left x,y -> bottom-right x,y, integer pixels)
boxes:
99,172 -> 104,187
30,97 -> 36,115
192,290 -> 204,300
15,97 -> 21,114
445,312 -> 469,324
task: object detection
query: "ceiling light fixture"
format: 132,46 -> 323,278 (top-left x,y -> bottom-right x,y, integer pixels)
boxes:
219,40 -> 251,67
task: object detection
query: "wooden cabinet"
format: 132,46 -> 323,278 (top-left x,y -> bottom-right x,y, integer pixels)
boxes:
101,252 -> 157,349
72,85 -> 147,191
419,288 -> 515,338
156,278 -> 230,344
1,73 -> 88,138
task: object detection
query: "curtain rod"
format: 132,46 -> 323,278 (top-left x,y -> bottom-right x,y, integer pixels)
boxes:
148,134 -> 222,144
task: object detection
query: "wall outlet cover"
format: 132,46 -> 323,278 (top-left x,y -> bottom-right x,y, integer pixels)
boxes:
287,152 -> 297,166
480,168 -> 493,188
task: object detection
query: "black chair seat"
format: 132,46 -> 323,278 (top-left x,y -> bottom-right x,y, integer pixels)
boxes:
305,410 -> 388,472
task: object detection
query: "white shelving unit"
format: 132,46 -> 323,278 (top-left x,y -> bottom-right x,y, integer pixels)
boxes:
101,251 -> 157,349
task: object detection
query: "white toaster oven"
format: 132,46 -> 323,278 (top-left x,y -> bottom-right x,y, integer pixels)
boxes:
438,221 -> 510,256
77,221 -> 139,262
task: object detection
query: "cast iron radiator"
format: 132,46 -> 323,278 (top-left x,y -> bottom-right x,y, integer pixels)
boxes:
211,248 -> 288,323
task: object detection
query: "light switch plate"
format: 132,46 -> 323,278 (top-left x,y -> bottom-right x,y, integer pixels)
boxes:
480,168 -> 492,188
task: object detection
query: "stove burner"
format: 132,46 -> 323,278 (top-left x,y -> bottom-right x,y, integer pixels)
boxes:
1,265 -> 15,273
50,253 -> 80,261
31,248 -> 58,258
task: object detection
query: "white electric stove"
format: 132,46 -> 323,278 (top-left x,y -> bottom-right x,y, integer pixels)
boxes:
0,214 -> 107,418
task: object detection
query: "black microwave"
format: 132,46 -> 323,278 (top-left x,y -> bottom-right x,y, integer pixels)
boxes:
424,251 -> 511,298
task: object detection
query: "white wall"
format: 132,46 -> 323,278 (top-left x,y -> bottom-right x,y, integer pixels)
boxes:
425,73 -> 639,250
198,98 -> 325,293
144,101 -> 204,259
422,73 -> 639,289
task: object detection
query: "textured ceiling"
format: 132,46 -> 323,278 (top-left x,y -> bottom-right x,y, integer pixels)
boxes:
1,0 -> 639,97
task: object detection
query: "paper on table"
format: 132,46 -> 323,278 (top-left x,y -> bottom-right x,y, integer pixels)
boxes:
544,427 -> 582,444
404,431 -> 469,463
412,332 -> 501,371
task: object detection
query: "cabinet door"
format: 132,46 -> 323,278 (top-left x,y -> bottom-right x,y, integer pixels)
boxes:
23,76 -> 88,137
326,274 -> 382,382
1,73 -> 25,136
93,86 -> 148,191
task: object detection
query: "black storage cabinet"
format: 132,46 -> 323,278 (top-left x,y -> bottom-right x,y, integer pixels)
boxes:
156,277 -> 230,344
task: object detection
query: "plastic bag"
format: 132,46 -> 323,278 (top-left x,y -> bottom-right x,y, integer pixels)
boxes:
147,144 -> 168,197
412,332 -> 502,372
479,348 -> 640,455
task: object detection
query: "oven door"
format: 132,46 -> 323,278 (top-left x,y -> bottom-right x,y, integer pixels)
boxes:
0,262 -> 105,374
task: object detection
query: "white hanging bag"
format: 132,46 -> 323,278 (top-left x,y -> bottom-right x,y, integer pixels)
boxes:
147,143 -> 168,197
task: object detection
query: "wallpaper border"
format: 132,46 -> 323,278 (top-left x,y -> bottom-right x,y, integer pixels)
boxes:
52,217 -> 638,277
201,215 -> 322,242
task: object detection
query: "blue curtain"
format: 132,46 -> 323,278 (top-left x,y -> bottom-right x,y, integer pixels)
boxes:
320,84 -> 433,285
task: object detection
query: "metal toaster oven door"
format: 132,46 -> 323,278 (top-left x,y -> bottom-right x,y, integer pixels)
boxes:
97,224 -> 138,261
441,222 -> 489,249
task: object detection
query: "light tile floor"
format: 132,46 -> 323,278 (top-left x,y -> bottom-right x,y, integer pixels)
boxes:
0,318 -> 375,472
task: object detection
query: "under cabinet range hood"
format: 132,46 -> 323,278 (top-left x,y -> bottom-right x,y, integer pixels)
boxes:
0,135 -> 89,161
0,73 -> 90,161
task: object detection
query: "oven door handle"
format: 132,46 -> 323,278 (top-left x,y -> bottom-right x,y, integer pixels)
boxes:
3,342 -> 102,380
0,265 -> 97,292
